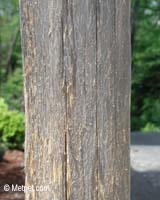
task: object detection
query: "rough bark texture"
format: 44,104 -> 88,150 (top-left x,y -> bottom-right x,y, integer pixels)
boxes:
97,1 -> 130,199
20,0 -> 131,200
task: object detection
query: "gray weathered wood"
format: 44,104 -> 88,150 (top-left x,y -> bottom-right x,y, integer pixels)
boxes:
63,1 -> 97,199
20,1 -> 66,199
20,0 -> 130,200
97,0 -> 131,199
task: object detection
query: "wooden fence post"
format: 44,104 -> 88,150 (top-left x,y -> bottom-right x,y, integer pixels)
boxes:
20,0 -> 131,199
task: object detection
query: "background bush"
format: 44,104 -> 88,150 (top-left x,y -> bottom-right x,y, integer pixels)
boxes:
131,0 -> 160,131
0,98 -> 24,149
1,67 -> 23,111
0,0 -> 24,149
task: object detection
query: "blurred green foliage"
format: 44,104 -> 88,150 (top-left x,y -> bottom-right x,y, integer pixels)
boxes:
0,0 -> 24,149
131,0 -> 160,132
1,67 -> 23,110
0,0 -> 23,110
0,98 -> 24,149
0,0 -> 160,151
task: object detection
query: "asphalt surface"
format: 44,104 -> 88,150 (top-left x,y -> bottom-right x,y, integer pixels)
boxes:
131,132 -> 160,200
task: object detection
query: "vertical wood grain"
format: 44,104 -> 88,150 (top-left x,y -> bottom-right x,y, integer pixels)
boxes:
62,0 -> 97,200
20,1 -> 66,199
20,0 -> 130,199
97,0 -> 131,199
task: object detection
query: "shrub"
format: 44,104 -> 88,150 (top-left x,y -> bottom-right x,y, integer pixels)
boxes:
1,67 -> 23,111
141,123 -> 160,133
0,98 -> 24,149
140,98 -> 160,132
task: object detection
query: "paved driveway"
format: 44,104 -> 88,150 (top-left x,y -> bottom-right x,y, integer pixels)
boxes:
131,132 -> 160,200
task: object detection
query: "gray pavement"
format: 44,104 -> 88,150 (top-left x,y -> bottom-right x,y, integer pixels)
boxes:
131,132 -> 160,200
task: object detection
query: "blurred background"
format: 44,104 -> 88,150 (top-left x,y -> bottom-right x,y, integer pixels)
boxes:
0,0 -> 160,200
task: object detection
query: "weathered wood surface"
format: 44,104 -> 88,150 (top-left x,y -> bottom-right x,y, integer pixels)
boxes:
97,1 -> 131,199
63,1 -> 97,200
20,0 -> 130,200
20,1 -> 66,199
